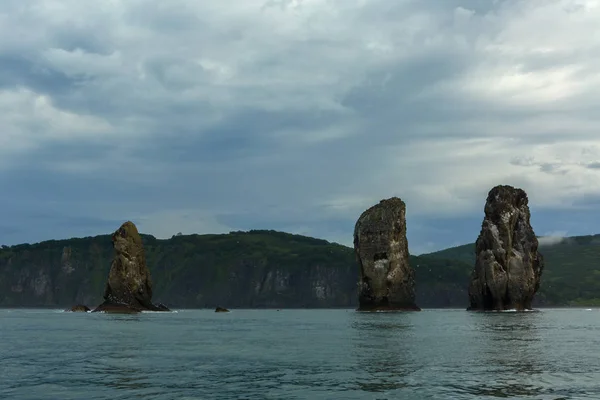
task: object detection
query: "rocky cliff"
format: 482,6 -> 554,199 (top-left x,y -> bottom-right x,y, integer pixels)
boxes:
93,221 -> 168,312
468,185 -> 544,311
354,198 -> 420,311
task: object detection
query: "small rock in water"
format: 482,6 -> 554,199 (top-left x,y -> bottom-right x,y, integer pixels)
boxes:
215,306 -> 230,312
67,304 -> 90,312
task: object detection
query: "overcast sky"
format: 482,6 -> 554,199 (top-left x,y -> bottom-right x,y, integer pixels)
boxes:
2,0 -> 600,254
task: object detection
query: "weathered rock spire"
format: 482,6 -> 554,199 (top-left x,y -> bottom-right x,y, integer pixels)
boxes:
93,221 -> 169,313
354,197 -> 420,311
468,185 -> 544,311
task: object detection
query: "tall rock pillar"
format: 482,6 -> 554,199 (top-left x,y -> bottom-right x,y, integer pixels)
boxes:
93,221 -> 169,313
354,197 -> 420,311
468,185 -> 544,311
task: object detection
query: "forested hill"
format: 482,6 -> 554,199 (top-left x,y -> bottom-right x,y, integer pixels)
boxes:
1,230 -> 599,308
0,230 -> 355,308
0,229 -> 468,308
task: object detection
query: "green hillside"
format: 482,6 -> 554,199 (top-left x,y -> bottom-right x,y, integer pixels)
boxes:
0,228 -> 471,308
1,229 -> 600,308
0,230 -> 358,308
425,235 -> 600,306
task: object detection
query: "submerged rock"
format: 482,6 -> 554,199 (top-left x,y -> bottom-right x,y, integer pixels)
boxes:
468,185 -> 544,311
92,221 -> 170,313
215,306 -> 230,312
67,304 -> 90,312
354,197 -> 420,311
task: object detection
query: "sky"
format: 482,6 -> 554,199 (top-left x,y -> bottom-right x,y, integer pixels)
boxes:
2,0 -> 600,254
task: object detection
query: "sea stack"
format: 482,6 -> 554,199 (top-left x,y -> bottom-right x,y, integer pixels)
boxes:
354,197 -> 420,311
468,185 -> 544,311
93,221 -> 170,313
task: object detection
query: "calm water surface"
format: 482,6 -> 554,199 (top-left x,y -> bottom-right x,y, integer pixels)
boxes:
2,308 -> 600,399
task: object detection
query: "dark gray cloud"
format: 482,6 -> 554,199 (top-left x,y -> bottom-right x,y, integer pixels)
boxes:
1,0 -> 600,253
586,162 -> 600,169
0,54 -> 83,94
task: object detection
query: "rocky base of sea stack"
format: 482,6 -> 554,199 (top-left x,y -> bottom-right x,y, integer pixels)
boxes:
466,306 -> 540,312
92,302 -> 171,314
357,304 -> 421,312
66,304 -> 90,312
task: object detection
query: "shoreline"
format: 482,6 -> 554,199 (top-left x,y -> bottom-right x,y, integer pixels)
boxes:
2,305 -> 598,310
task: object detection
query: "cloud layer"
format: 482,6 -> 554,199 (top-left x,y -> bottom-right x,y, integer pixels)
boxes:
2,0 -> 600,253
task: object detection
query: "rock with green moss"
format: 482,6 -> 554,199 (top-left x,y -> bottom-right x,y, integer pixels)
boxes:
354,197 -> 420,311
468,185 -> 544,311
92,221 -> 170,313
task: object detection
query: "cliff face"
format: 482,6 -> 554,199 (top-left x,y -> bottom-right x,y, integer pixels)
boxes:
178,261 -> 357,308
0,238 -> 113,307
468,185 -> 544,311
354,198 -> 420,311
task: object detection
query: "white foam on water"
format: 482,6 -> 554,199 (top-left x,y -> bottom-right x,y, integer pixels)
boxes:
59,309 -> 179,314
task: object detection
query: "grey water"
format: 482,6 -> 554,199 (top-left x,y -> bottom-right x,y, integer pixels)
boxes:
1,309 -> 600,399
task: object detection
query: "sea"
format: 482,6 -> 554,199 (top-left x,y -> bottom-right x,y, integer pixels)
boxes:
1,308 -> 600,400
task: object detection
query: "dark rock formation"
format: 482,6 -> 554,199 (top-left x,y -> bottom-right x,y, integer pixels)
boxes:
215,306 -> 230,312
92,221 -> 170,313
67,304 -> 90,312
354,197 -> 420,311
92,303 -> 141,314
468,185 -> 544,311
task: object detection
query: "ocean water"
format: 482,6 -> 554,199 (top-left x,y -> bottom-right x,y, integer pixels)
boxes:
2,309 -> 600,399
